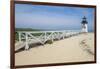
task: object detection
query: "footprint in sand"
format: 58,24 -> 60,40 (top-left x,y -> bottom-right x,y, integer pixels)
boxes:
79,39 -> 94,55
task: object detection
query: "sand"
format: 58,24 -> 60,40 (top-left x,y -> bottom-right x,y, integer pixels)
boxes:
15,33 -> 95,66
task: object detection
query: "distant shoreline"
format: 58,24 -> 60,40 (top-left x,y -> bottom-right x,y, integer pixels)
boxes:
15,28 -> 94,32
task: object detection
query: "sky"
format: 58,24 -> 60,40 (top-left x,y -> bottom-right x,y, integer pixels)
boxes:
15,4 -> 95,32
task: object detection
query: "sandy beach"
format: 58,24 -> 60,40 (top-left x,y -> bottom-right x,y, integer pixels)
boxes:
15,33 -> 95,66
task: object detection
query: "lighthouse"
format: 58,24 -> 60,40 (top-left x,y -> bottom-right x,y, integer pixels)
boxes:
81,16 -> 88,33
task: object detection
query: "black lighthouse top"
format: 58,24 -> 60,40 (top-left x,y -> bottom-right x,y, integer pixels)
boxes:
81,16 -> 88,24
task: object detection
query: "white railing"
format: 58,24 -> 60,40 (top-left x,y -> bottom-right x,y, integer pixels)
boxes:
15,30 -> 82,51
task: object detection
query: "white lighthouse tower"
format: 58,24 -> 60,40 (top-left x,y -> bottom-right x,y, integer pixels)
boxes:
81,16 -> 88,33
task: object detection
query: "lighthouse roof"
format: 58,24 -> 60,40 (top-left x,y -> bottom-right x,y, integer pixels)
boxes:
83,16 -> 86,19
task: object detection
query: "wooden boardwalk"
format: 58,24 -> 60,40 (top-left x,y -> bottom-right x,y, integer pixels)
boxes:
15,30 -> 82,51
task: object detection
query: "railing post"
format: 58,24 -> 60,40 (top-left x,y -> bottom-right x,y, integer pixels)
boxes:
57,32 -> 59,40
25,32 -> 29,50
62,31 -> 65,39
18,32 -> 21,42
44,32 -> 47,44
51,32 -> 54,42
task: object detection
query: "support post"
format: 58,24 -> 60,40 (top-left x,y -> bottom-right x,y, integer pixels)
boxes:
25,32 -> 29,50
62,31 -> 65,39
58,32 -> 60,40
44,32 -> 47,44
51,32 -> 54,42
18,32 -> 21,42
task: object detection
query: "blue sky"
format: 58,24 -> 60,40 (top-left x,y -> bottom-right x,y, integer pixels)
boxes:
15,4 -> 95,32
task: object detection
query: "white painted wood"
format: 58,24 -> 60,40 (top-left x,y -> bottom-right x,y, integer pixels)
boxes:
18,32 -> 21,42
15,30 -> 82,51
27,33 -> 44,44
44,32 -> 47,43
25,33 -> 29,50
51,32 -> 54,42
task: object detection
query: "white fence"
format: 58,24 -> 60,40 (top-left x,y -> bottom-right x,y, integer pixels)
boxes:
15,30 -> 82,51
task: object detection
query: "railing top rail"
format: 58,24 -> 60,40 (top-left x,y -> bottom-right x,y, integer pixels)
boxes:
16,30 -> 81,33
